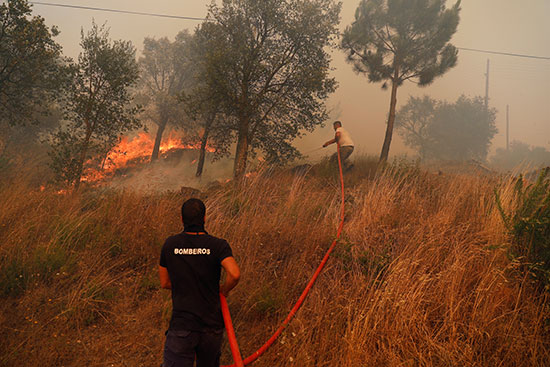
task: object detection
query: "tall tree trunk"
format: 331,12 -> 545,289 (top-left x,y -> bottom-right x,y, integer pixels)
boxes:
196,106 -> 219,178
196,124 -> 211,178
233,117 -> 249,179
74,127 -> 93,190
151,118 -> 167,162
379,65 -> 400,163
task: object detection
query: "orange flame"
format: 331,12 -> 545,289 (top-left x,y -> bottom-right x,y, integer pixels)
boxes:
82,132 -> 213,183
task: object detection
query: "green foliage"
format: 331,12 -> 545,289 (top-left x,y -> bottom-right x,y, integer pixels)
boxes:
49,21 -> 142,188
332,240 -> 355,273
342,0 -> 461,86
496,168 -> 550,290
0,0 -> 63,126
311,156 -> 341,180
182,31 -> 233,176
138,32 -> 194,161
194,0 -> 341,177
33,246 -> 69,280
384,155 -> 421,180
254,286 -> 285,317
0,244 -> 73,297
396,95 -> 498,161
341,0 -> 461,161
359,248 -> 390,277
333,240 -> 390,277
48,130 -> 87,185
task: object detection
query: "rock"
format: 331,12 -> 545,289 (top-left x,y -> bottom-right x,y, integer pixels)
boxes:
180,186 -> 201,198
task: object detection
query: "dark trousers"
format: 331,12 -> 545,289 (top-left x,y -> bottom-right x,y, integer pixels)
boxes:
330,145 -> 354,169
163,329 -> 223,367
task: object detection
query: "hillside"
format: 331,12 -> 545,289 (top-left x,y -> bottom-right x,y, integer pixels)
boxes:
1,159 -> 549,366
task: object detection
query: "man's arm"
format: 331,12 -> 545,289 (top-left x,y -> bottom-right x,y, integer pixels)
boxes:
220,257 -> 240,297
323,132 -> 341,147
159,266 -> 171,289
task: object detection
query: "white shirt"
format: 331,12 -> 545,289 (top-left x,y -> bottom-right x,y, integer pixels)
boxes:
336,127 -> 354,147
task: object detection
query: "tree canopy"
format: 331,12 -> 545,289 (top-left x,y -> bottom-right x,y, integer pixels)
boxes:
342,0 -> 461,162
0,0 -> 63,126
396,95 -> 497,162
195,0 -> 341,178
138,31 -> 194,161
49,22 -> 141,188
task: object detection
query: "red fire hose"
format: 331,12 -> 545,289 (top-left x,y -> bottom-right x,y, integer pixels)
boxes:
220,294 -> 245,367
220,143 -> 346,367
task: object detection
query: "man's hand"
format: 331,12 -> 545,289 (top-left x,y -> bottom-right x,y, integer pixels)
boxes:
324,137 -> 337,148
220,284 -> 231,297
159,266 -> 171,289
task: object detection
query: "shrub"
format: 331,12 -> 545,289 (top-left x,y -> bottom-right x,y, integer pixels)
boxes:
496,167 -> 550,290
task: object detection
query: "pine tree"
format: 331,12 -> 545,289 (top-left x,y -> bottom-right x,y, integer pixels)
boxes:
342,0 -> 461,162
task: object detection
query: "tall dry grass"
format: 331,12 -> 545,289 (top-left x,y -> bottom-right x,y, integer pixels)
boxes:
0,159 -> 548,366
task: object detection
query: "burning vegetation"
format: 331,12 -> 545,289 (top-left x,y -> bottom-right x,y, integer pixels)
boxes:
81,131 -> 214,184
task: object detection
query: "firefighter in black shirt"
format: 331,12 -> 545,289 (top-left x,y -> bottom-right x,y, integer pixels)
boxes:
159,198 -> 240,367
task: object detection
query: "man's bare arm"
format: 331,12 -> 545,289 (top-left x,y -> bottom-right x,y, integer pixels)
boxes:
323,132 -> 341,147
220,257 -> 240,297
159,266 -> 171,289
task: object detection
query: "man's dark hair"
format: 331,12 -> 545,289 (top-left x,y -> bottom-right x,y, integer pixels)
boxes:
181,198 -> 206,225
333,120 -> 342,127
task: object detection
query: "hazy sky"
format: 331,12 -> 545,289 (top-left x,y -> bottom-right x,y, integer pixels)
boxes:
24,0 -> 550,159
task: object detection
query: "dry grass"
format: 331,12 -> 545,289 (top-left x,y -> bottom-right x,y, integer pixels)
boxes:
0,159 -> 548,366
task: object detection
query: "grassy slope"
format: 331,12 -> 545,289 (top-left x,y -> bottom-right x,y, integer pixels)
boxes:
0,159 -> 548,366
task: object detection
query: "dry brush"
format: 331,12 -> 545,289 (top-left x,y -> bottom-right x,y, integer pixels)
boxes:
0,160 -> 548,366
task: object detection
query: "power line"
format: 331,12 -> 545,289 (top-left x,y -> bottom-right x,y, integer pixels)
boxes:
25,2 -> 550,61
29,1 -> 207,21
458,47 -> 550,60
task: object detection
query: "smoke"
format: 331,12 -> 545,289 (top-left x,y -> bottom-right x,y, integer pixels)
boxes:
107,151 -> 234,192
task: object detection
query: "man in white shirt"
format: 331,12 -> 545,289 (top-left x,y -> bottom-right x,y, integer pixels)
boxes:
323,121 -> 354,170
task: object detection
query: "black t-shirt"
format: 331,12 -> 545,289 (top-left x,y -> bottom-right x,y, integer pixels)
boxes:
160,232 -> 233,331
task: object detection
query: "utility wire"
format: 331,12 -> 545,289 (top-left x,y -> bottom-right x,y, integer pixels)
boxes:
29,1 -> 207,21
27,2 -> 550,61
457,47 -> 550,60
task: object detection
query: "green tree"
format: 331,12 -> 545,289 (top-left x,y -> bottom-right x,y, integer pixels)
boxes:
0,0 -> 63,127
393,95 -> 436,160
181,28 -> 227,178
196,0 -> 341,178
342,0 -> 461,163
396,95 -> 497,161
49,22 -> 141,188
138,31 -> 193,161
181,87 -> 222,178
